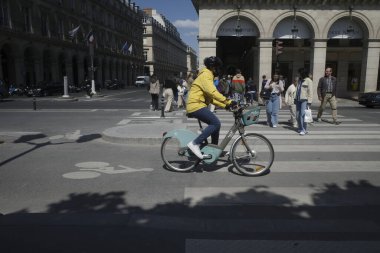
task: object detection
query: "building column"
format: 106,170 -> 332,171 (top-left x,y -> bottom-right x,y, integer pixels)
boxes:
65,55 -> 74,85
77,56 -> 84,85
13,54 -> 24,86
34,57 -> 44,84
258,39 -> 273,91
363,40 -> 380,92
98,60 -> 103,87
312,39 -> 327,101
198,37 -> 217,68
51,51 -> 60,83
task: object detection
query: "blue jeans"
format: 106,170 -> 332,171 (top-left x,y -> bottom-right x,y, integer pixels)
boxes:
296,100 -> 308,132
187,107 -> 221,145
265,93 -> 280,126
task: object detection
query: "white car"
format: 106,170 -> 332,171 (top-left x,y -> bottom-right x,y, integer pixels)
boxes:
135,76 -> 150,87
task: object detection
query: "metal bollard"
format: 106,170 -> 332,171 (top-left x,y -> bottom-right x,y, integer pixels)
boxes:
160,94 -> 165,118
33,96 -> 37,110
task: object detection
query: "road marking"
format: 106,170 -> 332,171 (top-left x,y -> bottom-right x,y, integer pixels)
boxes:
62,162 -> 154,180
117,119 -> 131,125
210,161 -> 380,173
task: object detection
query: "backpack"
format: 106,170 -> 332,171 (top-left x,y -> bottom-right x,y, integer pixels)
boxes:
218,79 -> 228,94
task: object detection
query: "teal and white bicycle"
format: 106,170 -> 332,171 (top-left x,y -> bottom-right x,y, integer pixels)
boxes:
160,105 -> 274,176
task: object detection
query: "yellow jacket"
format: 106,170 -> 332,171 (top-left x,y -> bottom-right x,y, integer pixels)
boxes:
186,68 -> 231,113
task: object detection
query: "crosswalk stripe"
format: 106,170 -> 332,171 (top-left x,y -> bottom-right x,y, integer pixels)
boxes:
206,161 -> 380,173
215,133 -> 380,139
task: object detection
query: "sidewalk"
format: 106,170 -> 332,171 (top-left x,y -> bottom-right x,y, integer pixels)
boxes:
101,97 -> 361,145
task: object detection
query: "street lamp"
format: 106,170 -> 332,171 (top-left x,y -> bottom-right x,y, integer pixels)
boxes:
291,5 -> 299,39
235,4 -> 242,38
347,5 -> 354,39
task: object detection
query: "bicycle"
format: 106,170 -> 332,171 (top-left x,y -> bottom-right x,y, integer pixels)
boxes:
160,104 -> 274,176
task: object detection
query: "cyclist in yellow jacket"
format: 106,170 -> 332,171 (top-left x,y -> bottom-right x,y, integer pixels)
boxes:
186,56 -> 236,159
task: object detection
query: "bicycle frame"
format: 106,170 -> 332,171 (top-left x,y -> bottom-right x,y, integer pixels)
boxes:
162,106 -> 249,165
200,111 -> 246,164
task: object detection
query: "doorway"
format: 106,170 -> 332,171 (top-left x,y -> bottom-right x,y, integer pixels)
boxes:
216,36 -> 256,79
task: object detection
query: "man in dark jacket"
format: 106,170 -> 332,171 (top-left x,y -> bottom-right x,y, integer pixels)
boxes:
316,67 -> 340,124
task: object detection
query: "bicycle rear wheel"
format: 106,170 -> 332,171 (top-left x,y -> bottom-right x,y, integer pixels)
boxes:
161,137 -> 200,172
231,133 -> 274,176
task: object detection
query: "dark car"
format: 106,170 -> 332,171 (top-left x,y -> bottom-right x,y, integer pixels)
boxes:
27,82 -> 63,97
358,91 -> 380,108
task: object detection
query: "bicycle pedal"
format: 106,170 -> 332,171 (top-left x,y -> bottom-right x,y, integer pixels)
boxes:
202,154 -> 212,159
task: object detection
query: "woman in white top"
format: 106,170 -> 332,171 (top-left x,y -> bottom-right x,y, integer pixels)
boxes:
285,76 -> 299,128
177,82 -> 186,109
264,73 -> 285,128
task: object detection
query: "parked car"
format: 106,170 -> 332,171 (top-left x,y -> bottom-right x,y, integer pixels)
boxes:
135,76 -> 150,87
27,82 -> 63,97
358,91 -> 380,108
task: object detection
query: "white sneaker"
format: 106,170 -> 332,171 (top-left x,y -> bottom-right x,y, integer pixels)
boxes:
272,125 -> 277,128
187,141 -> 204,159
299,131 -> 306,136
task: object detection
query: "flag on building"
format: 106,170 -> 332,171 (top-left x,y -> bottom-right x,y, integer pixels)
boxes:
68,25 -> 80,40
86,30 -> 95,44
121,41 -> 128,54
128,44 -> 133,54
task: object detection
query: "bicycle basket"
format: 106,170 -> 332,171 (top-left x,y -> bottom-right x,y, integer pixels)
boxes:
241,106 -> 260,126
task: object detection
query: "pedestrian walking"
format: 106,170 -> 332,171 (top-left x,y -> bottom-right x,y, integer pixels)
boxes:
177,81 -> 186,109
148,74 -> 160,111
295,68 -> 313,135
264,73 -> 284,128
163,75 -> 176,112
259,74 -> 268,105
231,69 -> 245,104
245,77 -> 256,104
186,72 -> 194,89
316,67 -> 340,125
285,76 -> 298,128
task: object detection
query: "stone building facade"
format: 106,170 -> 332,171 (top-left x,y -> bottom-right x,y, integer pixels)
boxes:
187,46 -> 198,75
0,0 -> 144,89
142,8 -> 188,81
192,0 -> 380,99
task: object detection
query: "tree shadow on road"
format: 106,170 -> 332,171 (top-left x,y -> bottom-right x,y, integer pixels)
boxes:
1,180 -> 380,252
0,133 -> 102,167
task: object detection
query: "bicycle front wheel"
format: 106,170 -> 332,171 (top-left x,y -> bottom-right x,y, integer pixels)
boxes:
161,137 -> 200,172
231,133 -> 274,176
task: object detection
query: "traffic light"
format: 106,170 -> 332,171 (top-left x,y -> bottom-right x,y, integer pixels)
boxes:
275,40 -> 283,56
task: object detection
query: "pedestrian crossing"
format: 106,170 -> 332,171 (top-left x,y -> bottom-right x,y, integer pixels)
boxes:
179,108 -> 380,251
185,109 -> 380,172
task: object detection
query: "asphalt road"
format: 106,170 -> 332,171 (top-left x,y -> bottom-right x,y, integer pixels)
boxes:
1,89 -> 380,253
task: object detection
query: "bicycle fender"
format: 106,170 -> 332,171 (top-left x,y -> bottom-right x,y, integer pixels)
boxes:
163,129 -> 197,147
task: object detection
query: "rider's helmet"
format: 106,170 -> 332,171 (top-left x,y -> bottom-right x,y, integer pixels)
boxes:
204,56 -> 223,76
